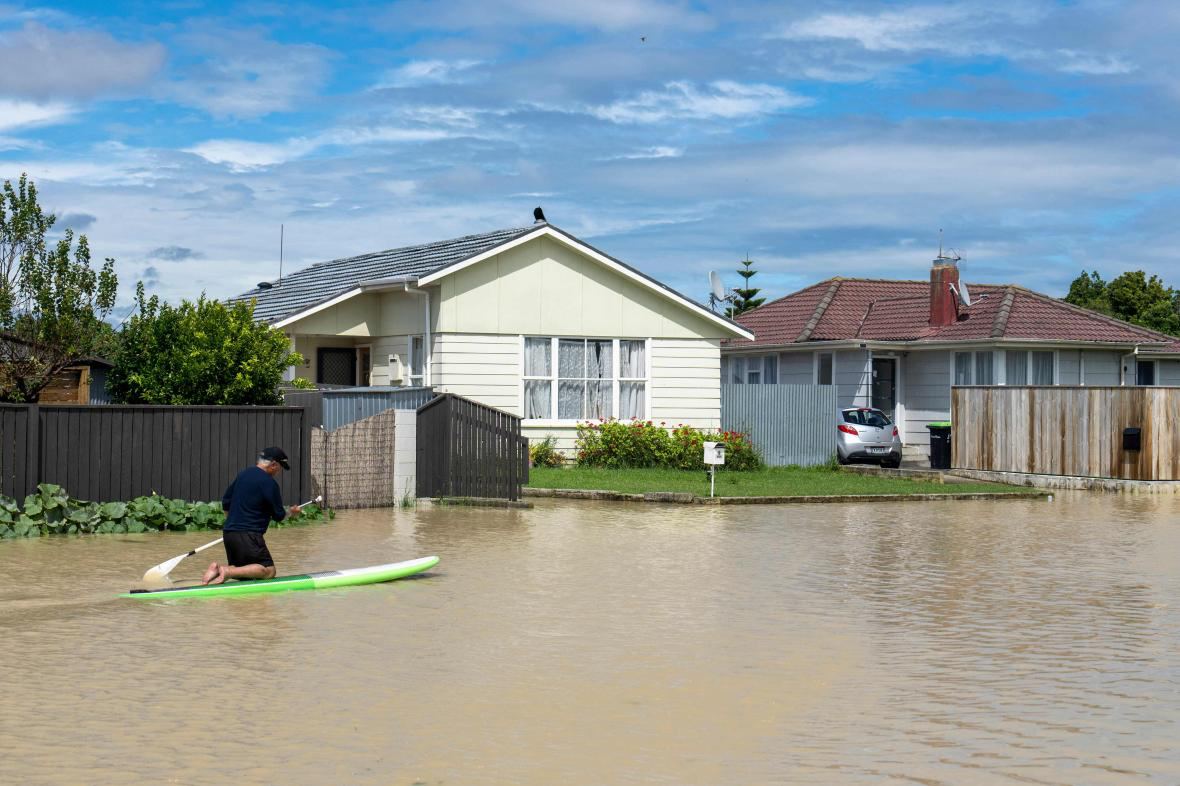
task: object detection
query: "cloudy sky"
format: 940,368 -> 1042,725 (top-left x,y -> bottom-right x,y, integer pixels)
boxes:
3,1 -> 1178,312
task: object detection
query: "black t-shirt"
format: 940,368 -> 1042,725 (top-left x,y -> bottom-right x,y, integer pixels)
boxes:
222,466 -> 286,533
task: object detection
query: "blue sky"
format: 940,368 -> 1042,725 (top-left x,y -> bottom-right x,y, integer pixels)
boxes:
3,1 -> 1179,313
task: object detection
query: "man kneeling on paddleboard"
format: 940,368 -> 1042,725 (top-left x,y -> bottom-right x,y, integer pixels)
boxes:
202,447 -> 303,585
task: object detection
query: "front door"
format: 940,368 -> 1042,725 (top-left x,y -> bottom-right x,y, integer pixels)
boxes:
872,358 -> 896,418
317,347 -> 357,386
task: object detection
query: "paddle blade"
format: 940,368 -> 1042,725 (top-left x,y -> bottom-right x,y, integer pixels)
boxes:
143,555 -> 185,581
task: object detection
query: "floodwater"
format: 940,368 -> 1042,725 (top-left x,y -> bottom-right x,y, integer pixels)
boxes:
2,494 -> 1179,786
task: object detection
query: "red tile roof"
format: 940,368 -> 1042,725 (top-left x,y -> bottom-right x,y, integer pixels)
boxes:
729,277 -> 1175,348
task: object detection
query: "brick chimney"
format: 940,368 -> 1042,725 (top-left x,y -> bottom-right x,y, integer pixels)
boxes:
929,258 -> 960,326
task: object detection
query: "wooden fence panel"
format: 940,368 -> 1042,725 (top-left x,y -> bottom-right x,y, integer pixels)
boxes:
0,404 -> 310,502
416,394 -> 526,500
952,386 -> 1180,480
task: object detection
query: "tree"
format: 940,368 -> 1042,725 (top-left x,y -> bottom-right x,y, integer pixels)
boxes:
0,173 -> 118,402
107,284 -> 303,405
1064,269 -> 1180,336
725,256 -> 766,318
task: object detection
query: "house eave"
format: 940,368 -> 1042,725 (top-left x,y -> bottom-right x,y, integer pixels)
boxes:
723,337 -> 1174,353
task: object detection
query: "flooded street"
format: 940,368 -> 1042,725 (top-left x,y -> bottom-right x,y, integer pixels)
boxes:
2,493 -> 1179,785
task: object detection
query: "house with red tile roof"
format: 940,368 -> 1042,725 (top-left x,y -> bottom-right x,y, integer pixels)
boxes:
723,257 -> 1180,456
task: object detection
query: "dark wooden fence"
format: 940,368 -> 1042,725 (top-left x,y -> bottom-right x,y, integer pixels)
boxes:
0,404 -> 310,502
952,386 -> 1180,480
416,394 -> 528,500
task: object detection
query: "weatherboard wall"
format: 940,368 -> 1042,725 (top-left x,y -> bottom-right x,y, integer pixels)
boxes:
433,236 -> 732,340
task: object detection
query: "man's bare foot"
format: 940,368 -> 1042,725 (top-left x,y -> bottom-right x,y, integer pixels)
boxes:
206,565 -> 229,585
201,562 -> 221,585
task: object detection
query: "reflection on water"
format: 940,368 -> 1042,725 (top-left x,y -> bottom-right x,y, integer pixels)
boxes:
2,494 -> 1179,784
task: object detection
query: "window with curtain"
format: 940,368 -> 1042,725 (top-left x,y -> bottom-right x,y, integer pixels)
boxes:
1006,350 -> 1028,385
1031,351 -> 1054,384
954,352 -> 973,385
523,337 -> 648,421
974,352 -> 994,384
728,355 -> 776,384
619,340 -> 646,419
522,337 -> 551,418
409,336 -> 425,386
817,353 -> 833,385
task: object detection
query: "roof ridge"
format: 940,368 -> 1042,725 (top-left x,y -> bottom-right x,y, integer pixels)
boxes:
740,277 -> 842,316
274,225 -> 534,280
1008,284 -> 1176,342
990,286 -> 1016,338
796,280 -> 842,342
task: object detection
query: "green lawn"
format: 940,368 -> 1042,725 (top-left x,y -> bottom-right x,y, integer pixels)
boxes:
526,466 -> 1028,497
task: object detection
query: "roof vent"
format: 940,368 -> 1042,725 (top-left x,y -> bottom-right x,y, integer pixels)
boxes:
257,281 -> 273,290
533,206 -> 547,223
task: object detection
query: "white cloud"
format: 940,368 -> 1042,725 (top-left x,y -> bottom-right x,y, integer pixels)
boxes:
588,81 -> 809,124
0,99 -> 74,131
1055,49 -> 1136,75
186,125 -> 460,169
782,7 -> 979,53
168,30 -> 332,119
377,59 -> 484,88
602,146 -> 684,160
0,22 -> 165,99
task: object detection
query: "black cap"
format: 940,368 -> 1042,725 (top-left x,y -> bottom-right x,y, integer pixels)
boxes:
260,446 -> 290,470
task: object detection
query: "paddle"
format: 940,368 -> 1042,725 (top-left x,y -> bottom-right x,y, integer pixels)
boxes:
141,495 -> 324,581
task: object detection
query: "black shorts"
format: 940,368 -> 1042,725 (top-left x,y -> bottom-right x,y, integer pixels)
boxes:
223,531 -> 275,568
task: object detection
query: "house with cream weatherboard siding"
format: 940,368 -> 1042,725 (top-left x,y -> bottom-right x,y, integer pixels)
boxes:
232,219 -> 753,451
722,257 -> 1180,458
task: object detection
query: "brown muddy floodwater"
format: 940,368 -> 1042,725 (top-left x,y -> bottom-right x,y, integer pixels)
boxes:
2,494 -> 1180,785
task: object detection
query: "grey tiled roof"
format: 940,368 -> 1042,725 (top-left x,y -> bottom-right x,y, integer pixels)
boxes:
231,225 -> 534,324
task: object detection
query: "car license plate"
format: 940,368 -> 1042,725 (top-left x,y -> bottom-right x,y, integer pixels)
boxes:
867,447 -> 888,454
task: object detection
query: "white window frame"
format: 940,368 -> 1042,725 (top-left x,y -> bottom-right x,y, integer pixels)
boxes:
727,354 -> 777,385
996,349 -> 1058,386
814,351 -> 835,385
520,337 -> 651,423
407,335 -> 425,387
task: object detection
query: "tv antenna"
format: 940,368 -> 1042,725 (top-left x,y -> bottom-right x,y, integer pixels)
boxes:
708,270 -> 734,313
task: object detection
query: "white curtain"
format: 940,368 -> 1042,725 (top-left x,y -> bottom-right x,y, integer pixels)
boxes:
620,340 -> 644,378
524,381 -> 551,418
954,352 -> 972,385
620,382 -> 645,419
1006,351 -> 1028,385
974,352 -> 994,385
524,337 -> 550,376
1031,351 -> 1054,384
558,381 -> 584,419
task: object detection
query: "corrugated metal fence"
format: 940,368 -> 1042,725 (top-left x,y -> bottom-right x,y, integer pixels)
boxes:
0,403 -> 310,502
283,386 -> 435,431
952,385 -> 1180,480
721,383 -> 837,466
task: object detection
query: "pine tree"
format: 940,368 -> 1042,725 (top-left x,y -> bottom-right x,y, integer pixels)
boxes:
726,256 -> 765,317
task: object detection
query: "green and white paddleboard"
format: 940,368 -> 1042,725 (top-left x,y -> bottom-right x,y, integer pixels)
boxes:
121,556 -> 439,599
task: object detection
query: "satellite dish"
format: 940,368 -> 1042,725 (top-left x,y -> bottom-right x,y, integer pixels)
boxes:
709,271 -> 726,301
958,280 -> 973,307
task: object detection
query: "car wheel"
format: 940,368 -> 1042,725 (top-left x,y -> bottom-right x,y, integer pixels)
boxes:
881,456 -> 901,469
837,452 -> 850,465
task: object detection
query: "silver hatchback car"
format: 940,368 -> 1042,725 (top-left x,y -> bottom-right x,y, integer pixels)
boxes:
836,407 -> 902,468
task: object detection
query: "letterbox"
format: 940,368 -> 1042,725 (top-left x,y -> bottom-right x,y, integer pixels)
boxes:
1123,427 -> 1141,451
703,441 -> 726,465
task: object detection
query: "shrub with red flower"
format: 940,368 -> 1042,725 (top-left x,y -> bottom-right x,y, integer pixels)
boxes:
575,419 -> 762,470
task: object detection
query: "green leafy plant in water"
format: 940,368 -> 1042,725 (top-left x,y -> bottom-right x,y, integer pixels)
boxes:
0,486 -> 333,538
